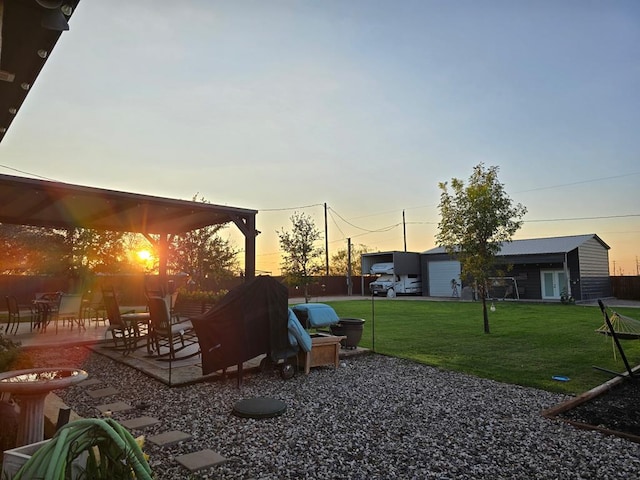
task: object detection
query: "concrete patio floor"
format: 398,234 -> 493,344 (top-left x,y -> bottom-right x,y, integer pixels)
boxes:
8,308 -> 367,387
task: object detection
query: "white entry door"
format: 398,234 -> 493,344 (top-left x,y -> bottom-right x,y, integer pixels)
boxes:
540,270 -> 567,299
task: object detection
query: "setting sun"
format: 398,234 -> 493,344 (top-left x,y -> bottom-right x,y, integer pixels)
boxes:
137,250 -> 151,261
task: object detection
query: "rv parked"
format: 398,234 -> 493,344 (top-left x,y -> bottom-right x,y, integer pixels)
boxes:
369,262 -> 422,297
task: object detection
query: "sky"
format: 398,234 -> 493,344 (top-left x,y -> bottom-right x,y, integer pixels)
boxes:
1,0 -> 639,276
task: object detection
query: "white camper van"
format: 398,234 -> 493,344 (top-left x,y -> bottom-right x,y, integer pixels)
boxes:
369,262 -> 422,297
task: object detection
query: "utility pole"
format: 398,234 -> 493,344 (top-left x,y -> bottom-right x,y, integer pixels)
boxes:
403,209 -> 407,252
347,238 -> 353,296
324,202 -> 329,276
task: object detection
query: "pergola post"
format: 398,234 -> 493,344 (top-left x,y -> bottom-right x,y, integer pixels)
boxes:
158,233 -> 170,289
244,216 -> 256,280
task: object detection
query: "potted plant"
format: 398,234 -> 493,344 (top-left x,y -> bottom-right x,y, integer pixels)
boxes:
330,318 -> 366,349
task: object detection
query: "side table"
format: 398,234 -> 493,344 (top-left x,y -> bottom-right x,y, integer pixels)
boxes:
297,333 -> 346,375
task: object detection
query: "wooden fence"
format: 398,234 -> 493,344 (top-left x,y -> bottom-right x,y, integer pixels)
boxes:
4,274 -> 636,305
611,276 -> 640,301
0,274 -> 375,305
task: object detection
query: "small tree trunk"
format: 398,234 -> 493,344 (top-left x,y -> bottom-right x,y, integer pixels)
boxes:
481,286 -> 490,334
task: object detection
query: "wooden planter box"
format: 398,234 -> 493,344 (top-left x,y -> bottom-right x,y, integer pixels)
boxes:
296,333 -> 345,375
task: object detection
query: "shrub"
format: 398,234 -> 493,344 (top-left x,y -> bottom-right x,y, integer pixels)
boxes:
176,288 -> 228,304
0,332 -> 33,372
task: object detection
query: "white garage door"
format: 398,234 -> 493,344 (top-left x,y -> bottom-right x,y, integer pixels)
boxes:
428,261 -> 461,297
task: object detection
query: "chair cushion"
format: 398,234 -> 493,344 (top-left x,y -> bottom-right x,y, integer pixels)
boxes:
292,303 -> 340,328
287,309 -> 311,352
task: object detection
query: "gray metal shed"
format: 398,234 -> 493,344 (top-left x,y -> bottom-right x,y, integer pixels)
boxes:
422,234 -> 611,301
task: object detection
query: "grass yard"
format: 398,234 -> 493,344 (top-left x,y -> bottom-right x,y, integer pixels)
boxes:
322,299 -> 640,395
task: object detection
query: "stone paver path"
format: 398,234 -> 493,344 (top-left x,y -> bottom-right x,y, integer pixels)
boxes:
74,376 -> 228,474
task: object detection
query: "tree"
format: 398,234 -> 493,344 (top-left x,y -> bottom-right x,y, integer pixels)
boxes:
168,195 -> 239,289
330,243 -> 370,276
0,224 -> 64,274
278,211 -> 324,301
436,163 -> 527,333
61,228 -> 129,275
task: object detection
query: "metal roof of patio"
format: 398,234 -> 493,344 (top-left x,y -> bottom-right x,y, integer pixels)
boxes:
0,173 -> 259,279
0,0 -> 83,143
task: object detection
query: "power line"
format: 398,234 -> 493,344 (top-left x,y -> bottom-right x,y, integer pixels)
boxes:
0,164 -> 56,181
514,172 -> 640,194
327,209 -> 346,238
259,203 -> 323,212
328,207 -> 400,233
526,214 -> 640,223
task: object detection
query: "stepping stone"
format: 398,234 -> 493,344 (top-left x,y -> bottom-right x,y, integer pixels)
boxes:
233,397 -> 286,419
147,430 -> 192,446
96,401 -> 133,414
87,387 -> 120,399
120,416 -> 161,430
176,449 -> 227,472
78,378 -> 102,387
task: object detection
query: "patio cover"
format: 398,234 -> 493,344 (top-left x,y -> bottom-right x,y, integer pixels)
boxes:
0,173 -> 259,278
0,0 -> 82,144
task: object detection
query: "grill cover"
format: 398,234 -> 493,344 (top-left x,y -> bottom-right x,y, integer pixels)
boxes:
191,276 -> 289,375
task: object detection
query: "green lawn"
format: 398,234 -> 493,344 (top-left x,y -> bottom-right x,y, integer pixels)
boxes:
322,299 -> 640,395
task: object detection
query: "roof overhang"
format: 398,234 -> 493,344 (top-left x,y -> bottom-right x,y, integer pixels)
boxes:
0,0 -> 81,143
0,173 -> 258,235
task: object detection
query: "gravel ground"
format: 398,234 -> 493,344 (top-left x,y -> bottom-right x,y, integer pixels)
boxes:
28,347 -> 640,479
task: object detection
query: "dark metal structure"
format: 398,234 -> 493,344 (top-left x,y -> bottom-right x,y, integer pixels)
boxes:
1,0 -> 82,143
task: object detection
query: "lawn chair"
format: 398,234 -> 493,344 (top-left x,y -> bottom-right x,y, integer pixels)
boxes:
102,287 -> 147,354
5,296 -> 35,335
53,294 -> 84,333
147,296 -> 198,361
81,290 -> 106,328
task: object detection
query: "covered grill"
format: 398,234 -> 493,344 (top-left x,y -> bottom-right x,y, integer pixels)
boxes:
191,276 -> 297,381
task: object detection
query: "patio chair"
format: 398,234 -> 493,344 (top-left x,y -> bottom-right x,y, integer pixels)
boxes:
53,294 -> 84,333
81,290 -> 106,328
102,287 -> 146,354
147,296 -> 198,361
5,296 -> 35,335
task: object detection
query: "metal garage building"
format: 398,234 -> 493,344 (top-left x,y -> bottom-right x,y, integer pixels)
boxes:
422,234 -> 611,302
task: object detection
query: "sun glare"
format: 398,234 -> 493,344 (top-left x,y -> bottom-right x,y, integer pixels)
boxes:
137,250 -> 151,261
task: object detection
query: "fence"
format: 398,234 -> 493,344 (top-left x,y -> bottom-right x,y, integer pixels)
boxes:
3,274 -> 638,304
611,276 -> 640,301
0,274 -> 376,306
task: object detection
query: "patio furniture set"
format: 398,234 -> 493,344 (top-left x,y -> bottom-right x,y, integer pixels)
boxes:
4,292 -> 90,335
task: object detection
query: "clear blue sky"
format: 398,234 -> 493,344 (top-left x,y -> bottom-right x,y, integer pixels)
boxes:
2,0 -> 639,275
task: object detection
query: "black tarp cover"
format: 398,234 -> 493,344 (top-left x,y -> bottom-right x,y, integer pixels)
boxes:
191,276 -> 290,375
